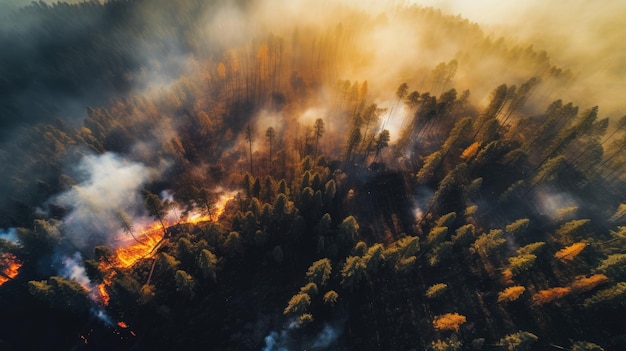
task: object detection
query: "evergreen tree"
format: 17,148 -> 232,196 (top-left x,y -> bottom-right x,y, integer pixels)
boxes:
498,331 -> 538,351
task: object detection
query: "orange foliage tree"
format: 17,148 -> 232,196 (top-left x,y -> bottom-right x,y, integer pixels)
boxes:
532,287 -> 571,305
555,242 -> 586,261
570,274 -> 609,293
433,313 -> 467,331
498,286 -> 526,303
461,142 -> 480,160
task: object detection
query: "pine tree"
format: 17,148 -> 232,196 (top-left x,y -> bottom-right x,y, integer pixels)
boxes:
498,331 -> 538,351
306,258 -> 332,286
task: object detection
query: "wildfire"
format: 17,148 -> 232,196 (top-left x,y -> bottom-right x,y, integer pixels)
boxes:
186,212 -> 212,225
0,253 -> 22,286
212,191 -> 236,219
98,283 -> 110,306
91,191 -> 236,307
184,190 -> 236,224
111,191 -> 236,269
114,223 -> 166,269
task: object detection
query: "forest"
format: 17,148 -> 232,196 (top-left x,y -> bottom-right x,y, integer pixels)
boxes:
0,0 -> 625,350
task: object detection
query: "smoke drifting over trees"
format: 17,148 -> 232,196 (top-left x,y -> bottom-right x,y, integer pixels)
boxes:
1,0 -> 626,350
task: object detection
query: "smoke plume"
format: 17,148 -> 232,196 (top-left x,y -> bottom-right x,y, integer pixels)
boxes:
262,321 -> 343,351
51,152 -> 156,250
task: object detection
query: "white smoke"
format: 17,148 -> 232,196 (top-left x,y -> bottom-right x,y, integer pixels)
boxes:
93,309 -> 114,326
52,152 -> 156,250
413,186 -> 435,222
262,322 -> 342,351
262,331 -> 287,351
61,252 -> 92,289
536,190 -> 579,221
59,251 -> 115,326
311,324 -> 340,349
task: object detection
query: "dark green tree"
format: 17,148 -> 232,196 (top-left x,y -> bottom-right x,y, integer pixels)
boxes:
28,276 -> 91,312
175,269 -> 195,299
498,331 -> 538,351
339,216 -> 359,242
198,249 -> 218,281
340,256 -> 367,289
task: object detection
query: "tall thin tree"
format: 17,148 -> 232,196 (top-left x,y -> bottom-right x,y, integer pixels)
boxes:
266,126 -> 275,174
245,124 -> 254,175
144,192 -> 166,234
314,118 -> 325,159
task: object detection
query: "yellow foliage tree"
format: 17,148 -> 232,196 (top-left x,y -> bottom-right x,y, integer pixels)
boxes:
433,313 -> 467,331
570,274 -> 609,293
555,242 -> 586,261
532,287 -> 571,305
283,293 -> 311,315
498,286 -> 526,303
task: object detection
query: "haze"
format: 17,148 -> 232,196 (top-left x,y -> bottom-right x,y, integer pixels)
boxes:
413,0 -> 626,117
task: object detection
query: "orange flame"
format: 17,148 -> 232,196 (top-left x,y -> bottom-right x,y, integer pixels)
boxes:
212,191 -> 236,220
91,192 -> 236,307
97,283 -> 110,306
110,192 -> 236,270
0,253 -> 22,286
114,223 -> 166,269
186,212 -> 212,225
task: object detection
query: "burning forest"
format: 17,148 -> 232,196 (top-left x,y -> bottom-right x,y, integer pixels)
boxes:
1,0 -> 626,350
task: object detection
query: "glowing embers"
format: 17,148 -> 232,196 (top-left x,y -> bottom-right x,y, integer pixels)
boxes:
0,253 -> 22,286
113,320 -> 137,338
